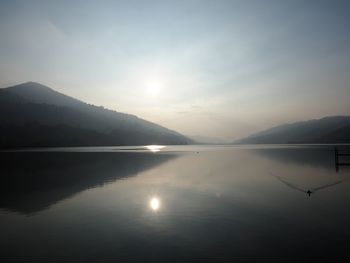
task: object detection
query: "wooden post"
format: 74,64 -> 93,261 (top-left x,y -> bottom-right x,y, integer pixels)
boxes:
335,146 -> 339,172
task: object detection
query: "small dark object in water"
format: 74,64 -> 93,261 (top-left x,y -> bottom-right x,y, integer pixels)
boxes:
270,172 -> 350,197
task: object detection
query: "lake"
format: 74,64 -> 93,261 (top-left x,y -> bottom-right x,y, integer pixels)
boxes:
1,145 -> 350,262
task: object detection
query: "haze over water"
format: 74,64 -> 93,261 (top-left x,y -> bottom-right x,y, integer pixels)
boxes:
1,145 -> 349,262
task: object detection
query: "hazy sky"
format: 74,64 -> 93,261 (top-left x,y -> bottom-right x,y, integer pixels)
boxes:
1,0 -> 350,140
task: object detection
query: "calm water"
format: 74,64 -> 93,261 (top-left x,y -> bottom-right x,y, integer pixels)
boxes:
1,145 -> 350,262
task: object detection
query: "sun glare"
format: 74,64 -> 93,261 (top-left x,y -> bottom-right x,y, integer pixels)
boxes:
146,80 -> 162,97
145,145 -> 165,152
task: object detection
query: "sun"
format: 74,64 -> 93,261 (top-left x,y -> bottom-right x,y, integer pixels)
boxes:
146,80 -> 162,97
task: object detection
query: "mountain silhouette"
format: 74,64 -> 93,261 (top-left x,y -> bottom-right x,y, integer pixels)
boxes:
0,82 -> 192,148
235,116 -> 350,144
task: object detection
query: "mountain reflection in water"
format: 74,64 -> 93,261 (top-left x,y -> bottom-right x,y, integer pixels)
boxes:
0,145 -> 350,263
0,152 -> 176,214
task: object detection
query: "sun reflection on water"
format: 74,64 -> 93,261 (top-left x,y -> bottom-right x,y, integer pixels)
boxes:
149,197 -> 160,211
145,145 -> 165,152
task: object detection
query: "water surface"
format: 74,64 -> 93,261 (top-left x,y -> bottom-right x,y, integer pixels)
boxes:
1,145 -> 350,262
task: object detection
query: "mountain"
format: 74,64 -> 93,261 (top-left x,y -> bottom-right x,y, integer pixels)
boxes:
235,116 -> 350,144
0,82 -> 192,148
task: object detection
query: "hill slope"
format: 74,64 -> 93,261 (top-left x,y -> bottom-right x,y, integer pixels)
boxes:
235,116 -> 350,144
0,82 -> 191,148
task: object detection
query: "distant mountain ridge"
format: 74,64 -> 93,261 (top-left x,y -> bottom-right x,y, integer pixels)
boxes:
189,135 -> 230,144
235,116 -> 350,144
0,82 -> 192,148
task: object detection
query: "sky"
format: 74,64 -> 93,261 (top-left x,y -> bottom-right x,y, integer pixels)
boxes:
0,0 -> 350,140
